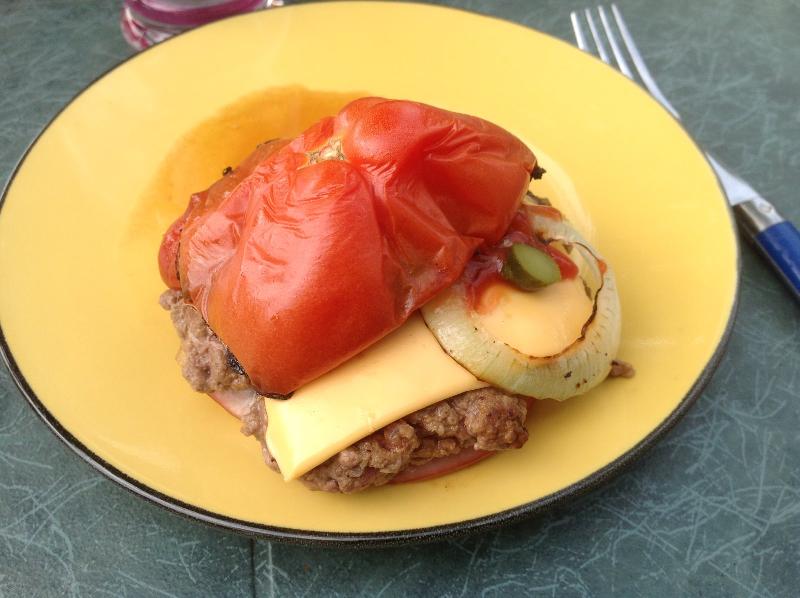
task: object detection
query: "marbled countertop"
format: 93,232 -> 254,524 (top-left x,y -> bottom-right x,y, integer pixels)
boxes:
1,1 -> 798,596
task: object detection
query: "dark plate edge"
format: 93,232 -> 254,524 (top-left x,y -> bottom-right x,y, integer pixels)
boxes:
0,1 -> 741,548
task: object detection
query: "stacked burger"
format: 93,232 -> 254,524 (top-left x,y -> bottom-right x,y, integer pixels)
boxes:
158,98 -> 626,493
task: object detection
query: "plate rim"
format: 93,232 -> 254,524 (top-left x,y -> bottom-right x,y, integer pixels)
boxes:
0,1 -> 740,547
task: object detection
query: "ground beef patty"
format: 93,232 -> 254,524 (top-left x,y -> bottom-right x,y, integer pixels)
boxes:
297,388 -> 528,493
161,290 -> 530,492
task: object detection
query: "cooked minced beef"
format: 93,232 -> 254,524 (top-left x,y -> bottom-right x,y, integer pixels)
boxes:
161,290 -> 529,492
160,290 -> 250,392
610,359 -> 636,378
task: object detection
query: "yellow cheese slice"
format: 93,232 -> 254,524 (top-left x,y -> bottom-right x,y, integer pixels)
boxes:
265,278 -> 591,480
265,313 -> 487,480
475,278 -> 593,356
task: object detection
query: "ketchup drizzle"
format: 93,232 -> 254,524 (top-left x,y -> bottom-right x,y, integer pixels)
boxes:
465,207 -> 579,310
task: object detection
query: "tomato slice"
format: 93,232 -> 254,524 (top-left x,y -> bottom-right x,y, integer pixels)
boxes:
207,389 -> 258,420
390,448 -> 493,484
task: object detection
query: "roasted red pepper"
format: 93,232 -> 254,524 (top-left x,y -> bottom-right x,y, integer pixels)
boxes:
159,98 -> 536,394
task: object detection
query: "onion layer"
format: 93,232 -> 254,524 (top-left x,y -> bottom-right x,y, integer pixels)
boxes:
421,209 -> 621,400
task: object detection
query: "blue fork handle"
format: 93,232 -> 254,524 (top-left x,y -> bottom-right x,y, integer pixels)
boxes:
734,200 -> 800,303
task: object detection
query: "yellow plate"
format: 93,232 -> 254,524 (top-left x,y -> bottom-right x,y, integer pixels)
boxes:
0,2 -> 737,545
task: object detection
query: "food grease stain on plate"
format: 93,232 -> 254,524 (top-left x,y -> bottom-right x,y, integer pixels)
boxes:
126,86 -> 592,249
126,86 -> 365,244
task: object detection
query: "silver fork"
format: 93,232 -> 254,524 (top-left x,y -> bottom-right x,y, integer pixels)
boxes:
571,4 -> 800,302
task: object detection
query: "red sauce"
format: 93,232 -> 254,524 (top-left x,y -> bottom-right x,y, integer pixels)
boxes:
465,207 -> 579,311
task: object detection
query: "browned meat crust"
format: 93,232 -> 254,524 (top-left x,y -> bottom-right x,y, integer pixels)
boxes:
300,420 -> 420,492
239,394 -> 279,471
610,359 -> 636,378
160,290 -> 530,493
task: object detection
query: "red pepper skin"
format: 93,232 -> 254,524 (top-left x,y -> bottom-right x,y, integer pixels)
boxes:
159,98 -> 536,394
158,139 -> 289,291
157,215 -> 184,290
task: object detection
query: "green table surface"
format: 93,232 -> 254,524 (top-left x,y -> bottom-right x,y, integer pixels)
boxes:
1,0 -> 799,596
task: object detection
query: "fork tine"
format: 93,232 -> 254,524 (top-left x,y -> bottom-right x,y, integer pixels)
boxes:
570,11 -> 590,51
570,9 -> 611,64
584,9 -> 611,63
597,6 -> 634,78
610,3 -> 680,118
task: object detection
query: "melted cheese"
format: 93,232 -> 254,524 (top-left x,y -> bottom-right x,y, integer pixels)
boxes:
475,278 -> 593,356
265,279 -> 592,480
265,314 -> 486,480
